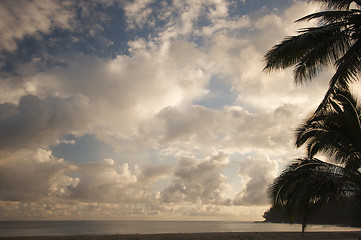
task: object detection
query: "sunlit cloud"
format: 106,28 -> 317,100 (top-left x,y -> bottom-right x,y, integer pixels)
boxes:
0,0 -> 333,220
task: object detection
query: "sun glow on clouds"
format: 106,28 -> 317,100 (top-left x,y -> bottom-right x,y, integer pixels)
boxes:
0,0 -> 330,220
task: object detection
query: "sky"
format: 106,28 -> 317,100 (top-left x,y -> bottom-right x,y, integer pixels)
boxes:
0,0 -> 339,221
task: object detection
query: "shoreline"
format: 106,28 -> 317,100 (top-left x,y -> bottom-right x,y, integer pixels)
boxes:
1,231 -> 361,240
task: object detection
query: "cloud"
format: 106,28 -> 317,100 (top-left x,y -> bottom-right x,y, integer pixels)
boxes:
137,164 -> 175,189
0,0 -> 75,52
0,146 -> 170,205
0,94 -> 91,150
0,1 -> 325,154
233,155 -> 278,206
143,103 -> 302,157
9,38 -> 211,146
124,0 -> 154,29
67,159 -> 142,203
154,105 -> 222,147
0,148 -> 237,220
66,159 -> 172,204
0,148 -> 76,201
161,152 -> 231,205
0,0 -> 338,221
0,142 -> 288,220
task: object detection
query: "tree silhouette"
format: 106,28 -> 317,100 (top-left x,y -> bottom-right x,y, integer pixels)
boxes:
264,0 -> 361,112
268,87 -> 361,232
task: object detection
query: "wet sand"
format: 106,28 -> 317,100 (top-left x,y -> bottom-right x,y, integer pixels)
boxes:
1,232 -> 361,240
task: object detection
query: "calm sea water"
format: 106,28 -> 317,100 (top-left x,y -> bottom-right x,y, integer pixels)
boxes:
0,221 -> 360,237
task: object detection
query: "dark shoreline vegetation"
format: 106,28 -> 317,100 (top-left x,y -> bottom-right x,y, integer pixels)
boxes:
263,198 -> 361,227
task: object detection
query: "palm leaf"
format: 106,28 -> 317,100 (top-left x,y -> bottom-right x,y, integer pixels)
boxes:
315,39 -> 361,112
269,157 -> 360,232
293,27 -> 350,82
308,0 -> 361,9
296,88 -> 361,169
264,23 -> 349,83
296,10 -> 356,24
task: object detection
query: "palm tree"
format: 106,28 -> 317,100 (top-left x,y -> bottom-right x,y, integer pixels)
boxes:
264,0 -> 361,232
269,157 -> 361,232
296,87 -> 361,171
268,87 -> 361,231
264,0 -> 361,111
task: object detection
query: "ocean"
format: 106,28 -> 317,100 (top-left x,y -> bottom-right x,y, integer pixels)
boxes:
0,221 -> 360,237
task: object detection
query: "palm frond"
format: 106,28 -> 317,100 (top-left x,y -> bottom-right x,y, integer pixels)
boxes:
268,157 -> 359,232
266,2 -> 361,231
264,23 -> 349,81
315,39 -> 361,112
293,27 -> 350,82
333,38 -> 361,83
308,0 -> 360,10
296,87 -> 361,169
296,10 -> 355,24
296,127 -> 327,148
316,71 -> 357,114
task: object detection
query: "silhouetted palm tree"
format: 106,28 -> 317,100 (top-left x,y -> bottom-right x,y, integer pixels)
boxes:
269,157 -> 361,232
264,0 -> 361,111
268,87 -> 361,231
296,87 -> 361,171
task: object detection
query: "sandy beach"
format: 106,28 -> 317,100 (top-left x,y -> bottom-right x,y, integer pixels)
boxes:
1,232 -> 361,240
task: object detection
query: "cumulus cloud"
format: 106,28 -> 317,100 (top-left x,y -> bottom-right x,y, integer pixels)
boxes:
124,0 -> 155,29
0,148 -> 75,201
0,94 -> 91,150
136,164 -> 175,189
233,155 -> 278,206
0,0 -> 336,221
0,148 -> 237,220
68,159 -> 141,203
0,0 -> 75,52
143,103 -> 302,157
64,159 -> 172,204
161,152 -> 231,205
9,38 -> 211,146
0,148 -> 160,206
154,105 -> 223,148
0,0 -> 324,154
0,148 -> 162,205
